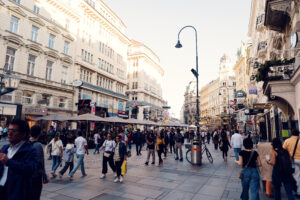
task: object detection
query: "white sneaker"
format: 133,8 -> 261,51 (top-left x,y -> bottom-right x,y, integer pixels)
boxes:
119,176 -> 123,183
114,172 -> 117,177
100,174 -> 106,179
114,177 -> 119,183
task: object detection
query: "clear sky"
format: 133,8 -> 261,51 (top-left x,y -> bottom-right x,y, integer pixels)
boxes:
103,0 -> 252,119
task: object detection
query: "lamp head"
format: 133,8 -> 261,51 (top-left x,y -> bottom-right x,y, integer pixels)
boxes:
175,40 -> 182,48
219,92 -> 222,96
191,68 -> 198,77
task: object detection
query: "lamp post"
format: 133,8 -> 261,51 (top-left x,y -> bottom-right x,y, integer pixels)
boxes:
176,25 -> 202,165
175,25 -> 200,138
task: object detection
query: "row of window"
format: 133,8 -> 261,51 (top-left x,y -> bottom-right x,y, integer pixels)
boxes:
116,83 -> 124,94
10,16 -> 70,54
98,58 -> 113,74
99,42 -> 114,59
96,75 -> 113,91
80,69 -> 92,83
22,91 -> 67,108
81,49 -> 93,64
5,47 -> 68,83
116,68 -> 125,79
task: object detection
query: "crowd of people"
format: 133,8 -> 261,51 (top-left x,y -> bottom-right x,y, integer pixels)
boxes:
0,118 -> 300,200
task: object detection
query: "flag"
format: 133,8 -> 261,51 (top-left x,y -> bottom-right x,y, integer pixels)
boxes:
248,84 -> 257,95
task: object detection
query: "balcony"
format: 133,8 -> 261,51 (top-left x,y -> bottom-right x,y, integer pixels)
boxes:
264,0 -> 291,32
257,41 -> 267,58
256,14 -> 265,32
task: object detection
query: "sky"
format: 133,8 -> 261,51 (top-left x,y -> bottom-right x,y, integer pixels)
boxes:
103,0 -> 252,119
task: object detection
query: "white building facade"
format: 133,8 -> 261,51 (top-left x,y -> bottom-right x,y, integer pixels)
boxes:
126,40 -> 166,122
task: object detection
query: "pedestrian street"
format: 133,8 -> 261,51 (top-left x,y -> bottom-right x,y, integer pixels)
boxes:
39,142 -> 288,200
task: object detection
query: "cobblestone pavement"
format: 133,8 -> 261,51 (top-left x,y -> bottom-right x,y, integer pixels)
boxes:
0,139 -> 290,200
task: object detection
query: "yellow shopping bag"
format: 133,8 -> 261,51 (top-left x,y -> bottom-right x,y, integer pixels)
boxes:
121,160 -> 127,175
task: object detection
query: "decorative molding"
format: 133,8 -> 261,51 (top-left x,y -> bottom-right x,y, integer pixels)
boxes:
29,17 -> 45,26
7,6 -> 27,17
3,35 -> 24,46
62,33 -> 74,41
47,26 -> 61,34
44,50 -> 60,59
61,56 -> 73,64
25,43 -> 44,53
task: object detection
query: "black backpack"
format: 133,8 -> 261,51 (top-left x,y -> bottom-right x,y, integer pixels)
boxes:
275,149 -> 293,176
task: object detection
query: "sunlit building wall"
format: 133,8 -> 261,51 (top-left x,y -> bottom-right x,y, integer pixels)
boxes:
127,40 -> 165,121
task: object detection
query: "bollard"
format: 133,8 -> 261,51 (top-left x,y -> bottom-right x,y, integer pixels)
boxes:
191,138 -> 202,165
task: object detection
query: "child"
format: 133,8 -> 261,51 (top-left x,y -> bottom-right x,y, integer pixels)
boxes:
59,138 -> 76,178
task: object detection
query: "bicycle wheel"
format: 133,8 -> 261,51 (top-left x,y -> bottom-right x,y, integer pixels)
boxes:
205,148 -> 213,164
186,149 -> 192,164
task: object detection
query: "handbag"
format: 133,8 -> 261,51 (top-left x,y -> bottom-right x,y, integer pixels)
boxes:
238,151 -> 254,179
121,160 -> 127,175
104,152 -> 111,158
291,136 -> 299,174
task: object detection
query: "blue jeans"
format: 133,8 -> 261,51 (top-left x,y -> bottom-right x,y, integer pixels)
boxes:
241,167 -> 260,200
94,144 -> 100,153
234,148 -> 241,161
69,154 -> 86,177
51,155 -> 61,172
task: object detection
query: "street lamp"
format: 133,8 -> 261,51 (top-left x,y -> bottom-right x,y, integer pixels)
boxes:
0,69 -> 21,96
175,26 -> 202,165
175,25 -> 200,138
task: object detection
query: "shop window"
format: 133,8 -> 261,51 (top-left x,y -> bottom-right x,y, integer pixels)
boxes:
40,94 -> 51,107
58,98 -> 67,108
22,91 -> 34,105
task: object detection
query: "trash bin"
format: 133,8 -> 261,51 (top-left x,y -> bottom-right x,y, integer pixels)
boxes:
191,138 -> 202,165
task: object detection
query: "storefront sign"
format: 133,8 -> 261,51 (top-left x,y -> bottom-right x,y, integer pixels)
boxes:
235,90 -> 247,98
24,107 -> 47,115
0,104 -> 17,116
72,80 -> 83,87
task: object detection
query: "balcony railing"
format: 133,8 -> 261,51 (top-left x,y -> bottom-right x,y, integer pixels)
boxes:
264,0 -> 291,32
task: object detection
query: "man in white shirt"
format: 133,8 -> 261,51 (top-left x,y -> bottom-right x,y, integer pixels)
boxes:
69,131 -> 88,180
230,130 -> 243,161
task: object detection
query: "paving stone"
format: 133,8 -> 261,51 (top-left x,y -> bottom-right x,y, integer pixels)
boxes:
160,190 -> 195,200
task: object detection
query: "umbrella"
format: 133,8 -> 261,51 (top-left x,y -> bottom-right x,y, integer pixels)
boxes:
67,113 -> 106,121
32,113 -> 70,121
126,118 -> 147,125
102,116 -> 128,124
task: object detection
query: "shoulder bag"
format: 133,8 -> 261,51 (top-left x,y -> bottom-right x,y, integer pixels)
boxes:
238,151 -> 254,179
291,136 -> 299,174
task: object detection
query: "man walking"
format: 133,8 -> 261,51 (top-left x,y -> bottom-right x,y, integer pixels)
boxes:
145,133 -> 155,165
169,129 -> 175,153
69,131 -> 88,180
174,129 -> 184,161
0,119 -> 38,200
134,129 -> 143,156
283,129 -> 300,198
230,130 -> 243,161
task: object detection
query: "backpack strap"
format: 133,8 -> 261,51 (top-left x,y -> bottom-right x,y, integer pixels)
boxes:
245,151 -> 255,169
292,136 -> 299,161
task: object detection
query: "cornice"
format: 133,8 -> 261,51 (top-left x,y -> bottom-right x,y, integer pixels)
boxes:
62,33 -> 74,41
7,6 -> 27,17
29,17 -> 45,26
47,26 -> 61,34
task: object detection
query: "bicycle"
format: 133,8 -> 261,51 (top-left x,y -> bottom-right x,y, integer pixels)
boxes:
185,141 -> 213,164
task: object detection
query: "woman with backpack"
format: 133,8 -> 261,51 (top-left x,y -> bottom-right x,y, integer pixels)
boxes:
219,132 -> 231,162
267,138 -> 295,200
236,137 -> 261,200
